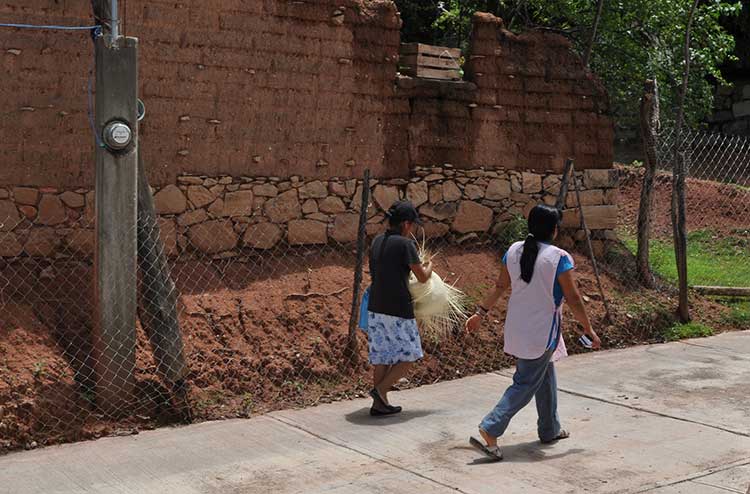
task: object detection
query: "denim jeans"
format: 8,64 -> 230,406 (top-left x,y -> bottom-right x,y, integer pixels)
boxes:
479,348 -> 561,442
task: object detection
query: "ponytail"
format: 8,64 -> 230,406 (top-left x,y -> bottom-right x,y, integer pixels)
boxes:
520,233 -> 538,283
519,204 -> 562,283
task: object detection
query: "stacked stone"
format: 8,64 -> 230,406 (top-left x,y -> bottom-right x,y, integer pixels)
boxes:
0,166 -> 619,260
0,187 -> 93,259
710,84 -> 750,136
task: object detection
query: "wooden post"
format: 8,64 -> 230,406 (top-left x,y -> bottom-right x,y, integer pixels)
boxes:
346,168 -> 371,364
572,164 -> 612,321
636,79 -> 660,288
136,154 -> 189,415
92,35 -> 139,416
671,0 -> 699,323
555,158 -> 574,211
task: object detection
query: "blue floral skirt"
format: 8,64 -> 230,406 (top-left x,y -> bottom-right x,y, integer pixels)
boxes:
367,311 -> 424,365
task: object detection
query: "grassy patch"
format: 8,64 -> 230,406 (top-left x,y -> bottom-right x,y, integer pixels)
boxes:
662,322 -> 714,342
622,230 -> 750,287
722,300 -> 750,326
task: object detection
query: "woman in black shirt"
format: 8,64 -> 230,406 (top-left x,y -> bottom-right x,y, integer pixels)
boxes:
366,200 -> 432,416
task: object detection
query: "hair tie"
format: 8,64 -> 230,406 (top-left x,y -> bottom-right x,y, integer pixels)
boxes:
527,233 -> 535,239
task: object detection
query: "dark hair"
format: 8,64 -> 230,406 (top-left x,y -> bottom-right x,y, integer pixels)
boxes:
520,205 -> 562,283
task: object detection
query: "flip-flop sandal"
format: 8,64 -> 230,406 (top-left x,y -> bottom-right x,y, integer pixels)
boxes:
469,436 -> 503,461
541,429 -> 570,444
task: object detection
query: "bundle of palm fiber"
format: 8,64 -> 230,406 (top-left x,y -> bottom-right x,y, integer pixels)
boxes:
408,238 -> 470,339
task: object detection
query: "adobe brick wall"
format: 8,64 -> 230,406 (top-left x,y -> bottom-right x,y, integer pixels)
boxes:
0,2 -> 612,188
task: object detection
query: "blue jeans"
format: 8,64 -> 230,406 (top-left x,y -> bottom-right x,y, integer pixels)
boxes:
479,348 -> 561,442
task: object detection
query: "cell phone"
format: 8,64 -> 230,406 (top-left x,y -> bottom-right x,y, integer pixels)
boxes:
579,335 -> 593,348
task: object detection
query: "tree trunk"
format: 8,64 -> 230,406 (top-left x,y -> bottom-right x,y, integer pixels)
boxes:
671,0 -> 699,323
636,79 -> 660,288
583,0 -> 606,67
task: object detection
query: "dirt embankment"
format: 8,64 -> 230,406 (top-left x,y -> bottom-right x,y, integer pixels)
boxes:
1,240 -> 742,454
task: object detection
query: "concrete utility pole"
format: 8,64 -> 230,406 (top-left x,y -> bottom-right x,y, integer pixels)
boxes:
91,0 -> 139,416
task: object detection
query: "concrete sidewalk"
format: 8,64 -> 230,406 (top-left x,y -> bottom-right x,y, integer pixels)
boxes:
1,332 -> 749,494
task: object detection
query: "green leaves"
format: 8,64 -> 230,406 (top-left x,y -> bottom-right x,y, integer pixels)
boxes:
397,0 -> 741,131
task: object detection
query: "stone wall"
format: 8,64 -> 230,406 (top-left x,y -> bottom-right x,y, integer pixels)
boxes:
0,168 -> 618,260
709,80 -> 750,136
0,2 -> 612,187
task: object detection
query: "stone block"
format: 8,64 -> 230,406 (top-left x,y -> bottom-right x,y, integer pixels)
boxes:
24,228 -> 59,257
419,202 -> 458,221
253,184 -> 279,198
372,185 -> 400,211
288,220 -> 327,245
299,180 -> 328,199
154,185 -> 187,215
302,199 -> 319,214
429,185 -> 443,204
319,196 -> 346,214
243,222 -> 282,250
732,100 -> 750,118
188,220 -> 238,254
406,182 -> 428,207
0,200 -> 21,231
566,189 -> 604,207
178,209 -> 208,226
0,233 -> 23,257
59,191 -> 85,209
187,186 -> 215,209
13,187 -> 39,206
485,179 -> 511,200
583,169 -> 617,189
158,218 -> 178,256
562,205 -> 618,230
522,172 -> 542,193
452,201 -> 493,233
264,190 -> 301,223
330,213 -> 359,243
421,221 -> 450,239
464,184 -> 485,200
37,195 -> 67,225
66,229 -> 94,258
442,181 -> 462,202
223,190 -> 254,217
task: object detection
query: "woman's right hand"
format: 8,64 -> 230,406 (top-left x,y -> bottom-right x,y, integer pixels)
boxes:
465,314 -> 482,333
586,329 -> 602,349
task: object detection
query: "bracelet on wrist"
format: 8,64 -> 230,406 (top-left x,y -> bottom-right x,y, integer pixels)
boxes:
475,305 -> 489,317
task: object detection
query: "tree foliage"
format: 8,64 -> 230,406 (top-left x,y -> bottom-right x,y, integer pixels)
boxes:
395,0 -> 741,131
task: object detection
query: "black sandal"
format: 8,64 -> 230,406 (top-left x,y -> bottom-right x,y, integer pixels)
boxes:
369,388 -> 402,416
541,429 -> 570,444
469,436 -> 503,461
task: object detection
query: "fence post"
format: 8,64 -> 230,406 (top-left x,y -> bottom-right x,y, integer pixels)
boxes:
636,79 -> 660,288
555,158 -> 574,211
92,35 -> 139,416
346,168 -> 371,364
672,148 -> 690,322
136,153 -> 190,418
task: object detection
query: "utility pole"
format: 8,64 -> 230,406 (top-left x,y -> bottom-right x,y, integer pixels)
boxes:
91,0 -> 139,416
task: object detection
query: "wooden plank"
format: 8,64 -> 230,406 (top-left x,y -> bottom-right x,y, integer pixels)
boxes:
400,65 -> 462,80
93,36 -> 139,417
400,53 -> 460,70
400,42 -> 461,59
693,286 -> 750,297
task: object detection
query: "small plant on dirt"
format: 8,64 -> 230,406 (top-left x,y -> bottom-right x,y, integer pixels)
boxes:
239,393 -> 254,415
662,322 -> 714,342
32,361 -> 47,379
493,214 -> 528,252
722,301 -> 750,327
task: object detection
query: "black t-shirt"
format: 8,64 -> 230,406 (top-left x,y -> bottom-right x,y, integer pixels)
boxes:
368,231 -> 421,319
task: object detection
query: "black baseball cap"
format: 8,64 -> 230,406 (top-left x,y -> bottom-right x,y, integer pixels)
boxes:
386,200 -> 423,225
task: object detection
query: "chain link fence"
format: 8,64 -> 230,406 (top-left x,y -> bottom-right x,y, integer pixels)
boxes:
615,127 -> 750,293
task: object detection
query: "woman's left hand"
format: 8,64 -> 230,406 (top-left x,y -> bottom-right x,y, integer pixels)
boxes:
465,314 -> 482,333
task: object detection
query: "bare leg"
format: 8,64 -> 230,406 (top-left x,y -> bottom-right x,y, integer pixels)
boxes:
375,362 -> 412,404
371,365 -> 391,407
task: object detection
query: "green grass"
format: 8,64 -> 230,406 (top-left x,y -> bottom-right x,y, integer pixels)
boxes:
662,322 -> 714,342
722,300 -> 750,326
622,230 -> 750,287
